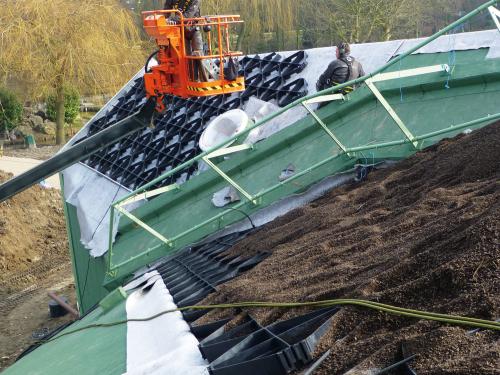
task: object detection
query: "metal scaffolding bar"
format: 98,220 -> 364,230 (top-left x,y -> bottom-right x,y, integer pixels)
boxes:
202,156 -> 256,204
114,204 -> 171,246
489,6 -> 500,31
302,101 -> 347,153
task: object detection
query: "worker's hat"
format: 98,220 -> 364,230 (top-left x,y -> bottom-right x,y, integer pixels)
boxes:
337,42 -> 350,55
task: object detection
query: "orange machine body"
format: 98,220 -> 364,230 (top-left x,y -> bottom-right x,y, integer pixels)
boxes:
142,10 -> 245,111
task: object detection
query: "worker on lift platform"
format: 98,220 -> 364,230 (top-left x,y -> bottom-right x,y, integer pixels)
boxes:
164,0 -> 208,81
142,3 -> 245,110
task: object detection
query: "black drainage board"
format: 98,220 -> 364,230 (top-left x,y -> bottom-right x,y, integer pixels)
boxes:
77,51 -> 308,192
153,230 -> 269,323
191,307 -> 339,375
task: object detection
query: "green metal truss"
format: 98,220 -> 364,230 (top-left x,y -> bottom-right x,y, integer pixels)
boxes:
105,52 -> 500,288
60,0 -> 500,310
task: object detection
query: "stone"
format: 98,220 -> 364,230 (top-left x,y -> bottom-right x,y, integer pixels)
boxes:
41,121 -> 56,136
29,114 -> 44,128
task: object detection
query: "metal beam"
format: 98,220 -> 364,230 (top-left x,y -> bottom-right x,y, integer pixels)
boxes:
369,64 -> 449,83
489,6 -> 500,31
365,80 -> 417,147
302,94 -> 345,105
302,102 -> 347,153
202,156 -> 256,204
114,205 -> 171,246
116,184 -> 180,208
207,143 -> 252,158
0,98 -> 156,202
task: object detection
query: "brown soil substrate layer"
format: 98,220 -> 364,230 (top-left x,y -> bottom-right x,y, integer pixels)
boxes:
0,170 -> 74,370
0,171 -> 69,292
200,122 -> 500,374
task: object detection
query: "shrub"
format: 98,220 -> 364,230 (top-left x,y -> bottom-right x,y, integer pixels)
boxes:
46,86 -> 80,124
0,87 -> 23,131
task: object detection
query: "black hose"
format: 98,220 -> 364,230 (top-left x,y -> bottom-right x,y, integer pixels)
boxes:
224,206 -> 256,229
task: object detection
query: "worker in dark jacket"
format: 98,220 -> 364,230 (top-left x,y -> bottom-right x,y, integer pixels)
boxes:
164,0 -> 201,19
316,42 -> 365,94
164,0 -> 208,80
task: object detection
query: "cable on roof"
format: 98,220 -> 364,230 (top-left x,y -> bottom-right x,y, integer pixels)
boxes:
40,298 -> 500,345
222,206 -> 256,229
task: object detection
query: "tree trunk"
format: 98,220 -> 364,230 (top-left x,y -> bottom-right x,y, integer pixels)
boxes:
383,24 -> 392,41
236,22 -> 246,52
55,84 -> 65,145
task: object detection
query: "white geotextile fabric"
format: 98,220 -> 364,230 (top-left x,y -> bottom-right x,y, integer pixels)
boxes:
62,163 -> 140,257
243,97 -> 303,143
63,31 -> 500,257
394,29 -> 500,58
61,70 -> 147,257
124,276 -> 208,375
204,171 -> 357,243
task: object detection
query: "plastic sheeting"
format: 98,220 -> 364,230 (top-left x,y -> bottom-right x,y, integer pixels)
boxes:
61,70 -> 147,257
62,163 -> 140,257
394,29 -> 500,58
124,275 -> 208,375
202,162 -> 397,245
204,170 -> 357,243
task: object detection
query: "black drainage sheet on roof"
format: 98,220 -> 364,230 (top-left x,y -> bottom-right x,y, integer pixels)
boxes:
154,230 -> 269,323
152,229 -> 337,374
80,51 -> 308,191
191,307 -> 339,375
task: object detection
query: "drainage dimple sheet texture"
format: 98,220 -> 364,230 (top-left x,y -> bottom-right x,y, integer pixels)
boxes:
82,50 -> 308,191
123,231 -> 337,375
154,231 -> 268,322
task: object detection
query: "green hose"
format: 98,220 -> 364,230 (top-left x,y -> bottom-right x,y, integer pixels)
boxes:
43,299 -> 500,344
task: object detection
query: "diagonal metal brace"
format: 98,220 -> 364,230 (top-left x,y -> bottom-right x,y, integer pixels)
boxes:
203,156 -> 257,204
116,184 -> 180,208
114,204 -> 172,246
302,98 -> 347,154
365,79 -> 418,148
489,6 -> 500,31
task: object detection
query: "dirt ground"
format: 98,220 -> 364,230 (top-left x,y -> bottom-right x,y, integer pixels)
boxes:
0,170 -> 75,371
0,171 -> 67,277
200,122 -> 500,374
2,145 -> 62,161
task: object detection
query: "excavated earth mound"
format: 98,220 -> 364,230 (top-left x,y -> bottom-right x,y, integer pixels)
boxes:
0,171 -> 68,293
0,171 -> 72,371
201,121 -> 500,374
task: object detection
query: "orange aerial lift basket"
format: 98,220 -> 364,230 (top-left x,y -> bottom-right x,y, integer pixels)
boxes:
142,10 -> 245,111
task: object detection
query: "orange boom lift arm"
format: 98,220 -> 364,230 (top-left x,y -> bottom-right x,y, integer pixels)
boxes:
142,10 -> 245,111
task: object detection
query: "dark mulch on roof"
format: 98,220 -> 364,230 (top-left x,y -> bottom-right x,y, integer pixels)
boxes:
198,121 -> 500,374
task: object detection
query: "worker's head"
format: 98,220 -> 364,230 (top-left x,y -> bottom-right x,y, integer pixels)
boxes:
336,42 -> 350,58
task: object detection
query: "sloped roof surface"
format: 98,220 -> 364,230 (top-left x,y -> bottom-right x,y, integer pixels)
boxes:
61,31 -> 499,257
80,52 -> 308,190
